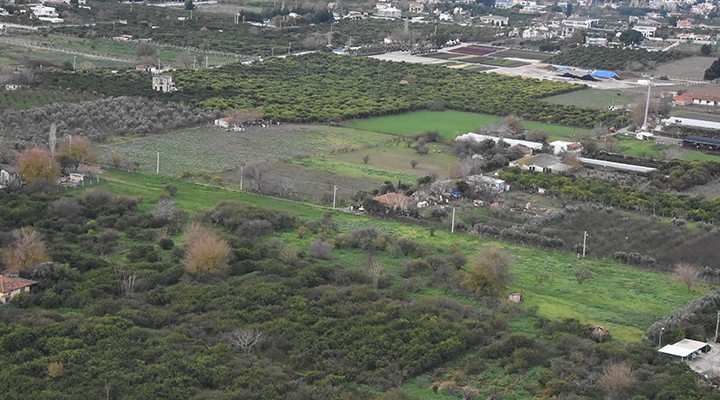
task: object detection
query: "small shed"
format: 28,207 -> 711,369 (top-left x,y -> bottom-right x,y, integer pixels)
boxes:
508,292 -> 523,303
659,339 -> 711,362
591,70 -> 619,79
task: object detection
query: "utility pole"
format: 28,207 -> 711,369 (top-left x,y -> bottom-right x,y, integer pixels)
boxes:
205,55 -> 209,68
288,42 -> 291,55
332,185 -> 337,209
156,152 -> 160,174
240,165 -> 244,190
451,207 -> 456,233
642,78 -> 653,131
582,231 -> 588,258
715,311 -> 720,342
73,55 -> 76,71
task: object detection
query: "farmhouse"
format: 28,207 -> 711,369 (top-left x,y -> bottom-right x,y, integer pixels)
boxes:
633,24 -> 657,37
376,6 -> 401,18
562,17 -> 599,29
152,75 -> 177,93
0,275 -> 37,304
511,154 -> 570,174
373,192 -> 413,210
673,86 -> 720,107
548,140 -> 583,155
214,117 -> 232,128
659,339 -> 710,362
30,5 -> 63,23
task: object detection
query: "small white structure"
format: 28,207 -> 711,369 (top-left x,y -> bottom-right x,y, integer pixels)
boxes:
376,5 -> 401,18
511,154 -> 571,174
562,17 -> 599,29
549,141 -> 583,155
152,75 -> 177,93
467,175 -> 510,192
30,5 -> 63,22
634,24 -> 657,37
214,117 -> 231,128
659,339 -> 710,362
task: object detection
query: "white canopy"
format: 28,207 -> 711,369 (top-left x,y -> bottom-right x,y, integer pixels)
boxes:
659,339 -> 708,358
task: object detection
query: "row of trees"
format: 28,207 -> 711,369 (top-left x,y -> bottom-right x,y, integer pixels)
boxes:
546,45 -> 687,71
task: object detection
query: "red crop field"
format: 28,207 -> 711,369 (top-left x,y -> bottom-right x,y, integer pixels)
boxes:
449,46 -> 498,56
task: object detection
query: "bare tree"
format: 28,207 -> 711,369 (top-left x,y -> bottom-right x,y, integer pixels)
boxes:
114,266 -> 137,298
151,197 -> 178,221
274,177 -> 296,199
49,123 -> 57,162
410,159 -> 419,169
3,227 -> 51,273
598,362 -> 636,400
575,268 -> 593,284
244,162 -> 271,195
230,328 -> 265,354
368,257 -> 384,289
672,262 -> 700,292
362,155 -> 370,164
109,149 -> 125,169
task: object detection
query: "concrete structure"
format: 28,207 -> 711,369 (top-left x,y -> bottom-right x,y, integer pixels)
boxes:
659,339 -> 710,362
214,117 -> 231,128
408,1 -> 425,12
662,117 -> 720,130
466,175 -> 510,192
376,6 -> 401,18
30,5 -> 63,22
0,275 -> 37,304
674,86 -> 720,107
152,75 -> 177,93
634,24 -> 658,37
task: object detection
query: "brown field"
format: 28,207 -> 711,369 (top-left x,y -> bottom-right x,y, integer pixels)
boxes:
650,56 -> 716,80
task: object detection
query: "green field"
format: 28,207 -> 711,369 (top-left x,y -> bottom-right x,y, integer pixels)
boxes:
616,136 -> 720,162
100,169 -> 709,343
542,88 -> 641,111
0,42 -> 133,69
96,125 -> 392,176
458,56 -> 528,67
345,110 -> 591,141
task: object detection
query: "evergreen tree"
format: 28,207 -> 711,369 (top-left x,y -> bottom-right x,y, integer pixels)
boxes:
704,57 -> 720,81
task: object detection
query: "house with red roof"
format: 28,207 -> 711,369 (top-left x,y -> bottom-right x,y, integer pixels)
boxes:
0,275 -> 37,304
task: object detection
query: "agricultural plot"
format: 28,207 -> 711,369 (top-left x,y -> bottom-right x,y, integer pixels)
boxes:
492,49 -> 551,61
458,56 -> 528,67
449,45 -> 498,56
651,56 -> 717,81
0,42 -> 133,69
345,110 -> 591,141
420,52 -> 464,60
542,88 -> 641,111
96,125 -> 393,176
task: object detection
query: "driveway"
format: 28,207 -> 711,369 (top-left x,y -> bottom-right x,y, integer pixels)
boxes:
688,343 -> 720,378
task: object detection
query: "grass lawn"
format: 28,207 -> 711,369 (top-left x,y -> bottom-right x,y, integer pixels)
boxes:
97,169 -> 709,343
345,110 -> 591,141
542,88 -> 640,111
292,143 -> 459,182
616,137 -> 668,158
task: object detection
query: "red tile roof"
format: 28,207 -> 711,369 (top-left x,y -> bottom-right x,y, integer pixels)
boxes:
0,275 -> 37,293
373,192 -> 412,207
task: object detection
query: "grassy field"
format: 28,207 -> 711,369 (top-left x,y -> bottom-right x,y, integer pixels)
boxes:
345,110 -> 591,141
542,88 -> 641,111
420,52 -> 464,60
96,125 -> 392,176
98,169 -> 709,344
616,136 -> 720,162
0,42 -> 133,69
492,49 -> 551,61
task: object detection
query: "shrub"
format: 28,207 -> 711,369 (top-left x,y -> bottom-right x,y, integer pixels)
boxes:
309,238 -> 333,260
3,227 -> 51,272
182,223 -> 231,274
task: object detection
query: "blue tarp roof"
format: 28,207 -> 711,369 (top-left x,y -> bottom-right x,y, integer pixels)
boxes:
591,70 -> 619,79
554,65 -> 571,70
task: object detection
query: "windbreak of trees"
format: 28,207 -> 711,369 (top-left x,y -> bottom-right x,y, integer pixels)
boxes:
0,96 -> 218,151
40,54 -> 628,128
546,46 -> 688,71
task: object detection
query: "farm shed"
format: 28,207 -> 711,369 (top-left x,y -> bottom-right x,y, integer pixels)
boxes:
577,157 -> 656,173
681,136 -> 720,151
659,339 -> 710,362
511,154 -> 570,174
373,193 -> 413,210
0,275 -> 37,304
455,133 -> 543,151
662,117 -> 720,131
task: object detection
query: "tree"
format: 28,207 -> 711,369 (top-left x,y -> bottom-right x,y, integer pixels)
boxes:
598,362 -> 636,400
564,3 -> 572,16
243,162 -> 271,194
701,44 -> 712,56
462,247 -> 514,296
3,227 -> 51,273
17,147 -> 60,184
410,159 -> 418,169
362,155 -> 370,164
57,136 -> 97,171
575,268 -> 593,284
182,223 -> 231,273
230,328 -> 265,354
109,149 -> 125,169
672,262 -> 699,292
619,29 -> 644,46
704,57 -> 720,81
184,0 -> 195,10
368,257 -> 384,289
136,43 -> 158,65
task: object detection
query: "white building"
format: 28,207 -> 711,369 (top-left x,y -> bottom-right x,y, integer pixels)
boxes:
562,17 -> 599,29
633,24 -> 657,37
376,6 -> 401,18
30,5 -> 63,22
479,14 -> 509,26
152,75 -> 177,93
